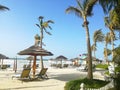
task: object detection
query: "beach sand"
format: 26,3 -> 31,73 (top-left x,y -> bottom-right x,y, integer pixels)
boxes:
0,68 -> 104,90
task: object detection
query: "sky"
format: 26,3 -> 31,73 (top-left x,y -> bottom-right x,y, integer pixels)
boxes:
0,0 -> 119,60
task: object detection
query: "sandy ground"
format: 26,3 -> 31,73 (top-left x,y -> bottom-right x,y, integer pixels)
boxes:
0,67 -> 105,90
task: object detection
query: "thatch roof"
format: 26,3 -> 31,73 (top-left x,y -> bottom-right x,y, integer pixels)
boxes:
0,54 -> 9,59
26,56 -> 34,60
56,55 -> 67,60
18,45 -> 53,56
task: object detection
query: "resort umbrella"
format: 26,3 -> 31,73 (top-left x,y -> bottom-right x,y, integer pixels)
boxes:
0,53 -> 9,67
55,55 -> 67,68
26,55 -> 34,65
18,45 -> 53,77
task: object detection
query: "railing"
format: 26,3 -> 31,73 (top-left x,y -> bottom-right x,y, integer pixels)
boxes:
80,80 -> 114,90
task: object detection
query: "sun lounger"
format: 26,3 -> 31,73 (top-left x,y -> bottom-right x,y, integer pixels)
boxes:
12,68 -> 31,81
35,68 -> 48,79
76,64 -> 87,71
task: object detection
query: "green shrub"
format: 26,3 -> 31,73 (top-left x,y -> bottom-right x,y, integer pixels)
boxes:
96,64 -> 108,70
104,71 -> 110,75
115,66 -> 120,72
64,78 -> 109,90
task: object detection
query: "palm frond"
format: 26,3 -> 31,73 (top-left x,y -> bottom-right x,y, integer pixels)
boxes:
0,5 -> 9,11
113,45 -> 120,64
76,0 -> 84,11
98,0 -> 117,14
104,17 -> 110,27
48,26 -> 52,30
39,16 -> 44,20
47,20 -> 54,24
85,0 -> 97,16
93,29 -> 104,43
105,32 -> 111,44
91,44 -> 97,51
104,48 -> 111,56
66,6 -> 82,17
43,27 -> 52,35
36,24 -> 40,28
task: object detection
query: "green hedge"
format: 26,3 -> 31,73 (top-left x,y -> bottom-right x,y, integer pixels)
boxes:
64,78 -> 109,90
96,64 -> 108,70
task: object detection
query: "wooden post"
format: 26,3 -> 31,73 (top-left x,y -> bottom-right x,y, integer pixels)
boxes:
33,55 -> 36,78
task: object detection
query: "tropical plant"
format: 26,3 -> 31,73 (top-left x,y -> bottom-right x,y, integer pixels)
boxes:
92,29 -> 104,58
36,16 -> 54,69
104,16 -> 116,60
103,48 -> 111,63
113,45 -> 120,65
109,9 -> 120,39
98,0 -> 118,14
99,0 -> 120,39
66,0 -> 97,79
0,4 -> 9,11
112,45 -> 120,90
91,43 -> 96,58
103,32 -> 111,64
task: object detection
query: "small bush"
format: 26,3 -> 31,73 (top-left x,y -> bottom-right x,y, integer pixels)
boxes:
96,64 -> 108,70
64,78 -> 109,90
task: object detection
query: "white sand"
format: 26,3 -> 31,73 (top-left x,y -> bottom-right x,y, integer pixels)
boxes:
0,68 -> 104,90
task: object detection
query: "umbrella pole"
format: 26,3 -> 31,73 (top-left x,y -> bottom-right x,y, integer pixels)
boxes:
1,59 -> 3,68
33,55 -> 36,78
40,56 -> 44,69
15,57 -> 17,73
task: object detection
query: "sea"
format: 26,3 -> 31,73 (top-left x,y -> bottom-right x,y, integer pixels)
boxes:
0,58 -> 73,70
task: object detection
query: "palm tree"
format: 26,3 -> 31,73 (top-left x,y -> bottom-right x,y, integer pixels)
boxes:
104,16 -> 117,61
98,0 -> 118,14
36,16 -> 54,69
109,9 -> 120,39
91,43 -> 96,58
103,32 -> 111,64
113,45 -> 120,65
0,4 -> 9,11
66,0 -> 97,79
92,29 -> 104,58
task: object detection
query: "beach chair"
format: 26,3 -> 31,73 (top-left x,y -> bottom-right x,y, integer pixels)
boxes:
76,64 -> 86,71
12,68 -> 31,81
35,68 -> 48,79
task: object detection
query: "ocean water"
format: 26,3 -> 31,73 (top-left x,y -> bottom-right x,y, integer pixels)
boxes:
0,59 -> 50,70
0,58 -> 73,70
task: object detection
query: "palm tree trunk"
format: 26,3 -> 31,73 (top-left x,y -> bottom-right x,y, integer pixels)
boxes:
110,31 -> 114,59
94,50 -> 96,59
40,28 -> 44,69
105,42 -> 108,64
84,18 -> 93,79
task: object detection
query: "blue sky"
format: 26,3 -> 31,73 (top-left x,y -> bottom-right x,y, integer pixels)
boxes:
0,0 -> 119,60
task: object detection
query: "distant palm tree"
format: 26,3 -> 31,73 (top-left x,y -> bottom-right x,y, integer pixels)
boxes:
103,32 -> 111,64
36,16 -> 54,69
66,0 -> 97,79
99,0 -> 120,38
104,16 -> 116,60
98,0 -> 118,14
109,9 -> 120,39
113,45 -> 120,65
92,29 -> 104,58
91,43 -> 96,58
0,4 -> 9,11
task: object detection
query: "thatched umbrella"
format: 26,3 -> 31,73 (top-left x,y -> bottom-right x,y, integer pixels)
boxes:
18,45 -> 53,77
26,55 -> 34,65
0,53 -> 9,68
55,55 -> 67,68
0,54 -> 9,59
